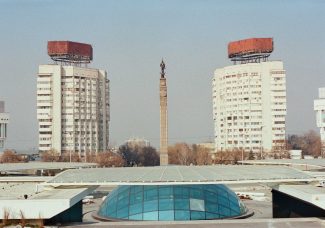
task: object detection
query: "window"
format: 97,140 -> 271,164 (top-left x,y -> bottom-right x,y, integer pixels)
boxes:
190,199 -> 205,211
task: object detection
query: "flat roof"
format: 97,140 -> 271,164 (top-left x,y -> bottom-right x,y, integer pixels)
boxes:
0,176 -> 52,182
0,182 -> 90,200
276,185 -> 325,209
0,182 -> 95,219
0,182 -> 38,200
239,159 -> 325,168
0,162 -> 96,172
44,165 -> 314,186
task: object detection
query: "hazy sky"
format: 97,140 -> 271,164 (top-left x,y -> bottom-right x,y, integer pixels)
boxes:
1,0 -> 325,151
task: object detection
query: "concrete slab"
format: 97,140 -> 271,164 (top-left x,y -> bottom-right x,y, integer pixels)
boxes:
64,217 -> 325,228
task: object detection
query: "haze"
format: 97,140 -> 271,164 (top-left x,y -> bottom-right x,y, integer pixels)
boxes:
0,0 -> 325,151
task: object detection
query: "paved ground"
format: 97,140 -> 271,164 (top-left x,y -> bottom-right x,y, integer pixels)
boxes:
83,198 -> 103,223
64,218 -> 325,228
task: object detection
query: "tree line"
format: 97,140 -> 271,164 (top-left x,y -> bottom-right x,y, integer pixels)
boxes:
287,130 -> 322,158
38,143 -> 160,167
1,130 -> 323,165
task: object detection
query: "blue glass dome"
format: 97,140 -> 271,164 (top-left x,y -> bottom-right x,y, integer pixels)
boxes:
95,184 -> 248,221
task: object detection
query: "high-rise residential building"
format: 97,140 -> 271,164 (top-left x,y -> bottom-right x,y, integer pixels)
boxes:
37,41 -> 110,157
212,38 -> 286,155
314,87 -> 325,156
0,101 -> 9,150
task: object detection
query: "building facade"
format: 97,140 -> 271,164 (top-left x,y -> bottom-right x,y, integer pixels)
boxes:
314,87 -> 325,156
126,137 -> 150,148
37,65 -> 110,156
0,101 -> 9,150
212,61 -> 286,154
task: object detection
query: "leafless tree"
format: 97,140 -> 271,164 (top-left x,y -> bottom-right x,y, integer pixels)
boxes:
192,145 -> 211,165
40,149 -> 60,162
213,149 -> 248,164
59,152 -> 82,162
168,143 -> 196,165
0,150 -> 22,163
287,130 -> 322,158
96,151 -> 125,167
168,143 -> 213,165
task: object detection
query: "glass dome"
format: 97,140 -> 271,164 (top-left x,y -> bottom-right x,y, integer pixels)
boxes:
95,184 -> 249,221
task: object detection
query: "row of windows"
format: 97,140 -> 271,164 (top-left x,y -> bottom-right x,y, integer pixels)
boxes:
272,109 -> 286,112
223,79 -> 261,85
37,88 -> 51,91
227,140 -> 261,144
37,81 -> 51,84
221,72 -> 259,79
272,102 -> 286,105
62,143 -> 98,147
107,209 -> 237,221
39,137 -> 51,141
37,100 -> 52,103
271,71 -> 285,75
274,121 -> 285,124
39,144 -> 51,147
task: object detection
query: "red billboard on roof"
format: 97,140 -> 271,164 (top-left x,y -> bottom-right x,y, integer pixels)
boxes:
228,38 -> 273,59
47,41 -> 93,62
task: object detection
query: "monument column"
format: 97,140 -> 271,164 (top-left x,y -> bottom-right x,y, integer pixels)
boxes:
159,59 -> 168,165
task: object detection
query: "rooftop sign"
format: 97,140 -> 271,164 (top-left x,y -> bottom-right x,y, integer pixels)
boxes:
47,41 -> 93,63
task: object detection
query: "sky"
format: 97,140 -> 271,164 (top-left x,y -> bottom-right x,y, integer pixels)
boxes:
0,0 -> 325,151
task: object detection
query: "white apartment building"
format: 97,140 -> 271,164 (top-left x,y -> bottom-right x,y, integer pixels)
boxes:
125,137 -> 150,148
0,101 -> 9,150
314,87 -> 325,154
212,61 -> 286,154
37,65 -> 110,156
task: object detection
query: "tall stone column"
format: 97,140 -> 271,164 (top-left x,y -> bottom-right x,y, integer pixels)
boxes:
159,60 -> 168,165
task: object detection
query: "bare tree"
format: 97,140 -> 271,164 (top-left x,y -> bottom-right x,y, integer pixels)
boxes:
59,152 -> 82,162
213,149 -> 247,164
96,151 -> 125,167
40,149 -> 60,162
193,145 -> 211,165
287,130 -> 322,158
303,130 -> 322,157
168,143 -> 212,165
0,150 -> 22,163
85,152 -> 97,163
168,143 -> 195,165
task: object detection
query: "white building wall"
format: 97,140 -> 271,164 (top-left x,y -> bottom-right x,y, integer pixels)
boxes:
212,61 -> 286,153
0,101 -> 9,150
314,88 -> 325,153
37,65 -> 110,156
126,138 -> 151,148
52,66 -> 62,153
